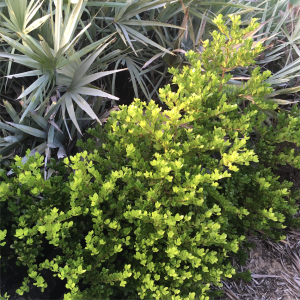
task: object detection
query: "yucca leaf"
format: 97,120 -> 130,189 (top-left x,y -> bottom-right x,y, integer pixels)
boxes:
86,1 -> 127,7
17,74 -> 50,99
54,0 -> 63,53
65,93 -> 82,135
20,88 -> 43,122
47,123 -> 55,144
18,34 -> 49,63
112,58 -> 122,97
49,120 -> 63,134
0,121 -> 18,133
3,100 -> 20,124
0,52 -> 41,69
125,57 -> 150,100
39,38 -> 55,61
29,111 -> 48,129
57,147 -> 67,159
269,99 -> 300,105
119,0 -> 174,21
4,134 -> 27,143
75,68 -> 128,88
0,34 -> 42,62
25,14 -> 51,34
118,23 -> 137,55
121,24 -> 175,55
70,41 -> 113,87
0,12 -> 18,32
72,86 -> 119,100
6,70 -> 43,79
25,0 -> 45,27
60,0 -> 86,48
57,33 -> 115,68
117,20 -> 186,30
70,92 -> 101,124
48,138 -> 64,149
6,122 -> 47,139
114,0 -> 132,21
61,100 -> 72,140
60,21 -> 92,56
266,86 -> 300,97
5,0 -> 26,30
0,143 -> 10,147
26,0 -> 37,15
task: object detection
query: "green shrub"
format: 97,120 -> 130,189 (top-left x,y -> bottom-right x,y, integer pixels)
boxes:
1,14 -> 300,300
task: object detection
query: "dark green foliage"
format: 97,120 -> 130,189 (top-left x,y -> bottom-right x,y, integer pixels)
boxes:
1,14 -> 300,300
232,270 -> 252,283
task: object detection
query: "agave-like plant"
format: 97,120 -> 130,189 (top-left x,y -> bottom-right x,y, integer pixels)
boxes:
0,92 -> 117,177
93,0 -> 187,101
0,0 -> 127,168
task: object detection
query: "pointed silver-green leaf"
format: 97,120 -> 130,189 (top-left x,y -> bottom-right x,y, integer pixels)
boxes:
120,20 -> 185,30
25,14 -> 51,34
48,123 -> 55,144
3,100 -> 20,124
75,68 -> 128,88
54,0 -> 63,53
49,121 -> 63,134
86,2 -> 127,7
18,33 -> 49,62
60,22 -> 92,56
20,89 -> 42,123
26,0 -> 44,24
118,23 -> 137,55
0,121 -> 18,133
60,0 -> 86,48
0,52 -> 41,69
6,70 -> 43,79
17,74 -> 50,99
266,86 -> 300,98
72,87 -> 119,100
57,34 -> 115,68
70,92 -> 101,124
0,34 -> 42,62
4,135 -> 27,143
61,100 -> 72,140
6,122 -> 46,139
70,41 -> 113,87
65,93 -> 82,135
29,111 -> 48,129
268,99 -> 299,105
121,24 -> 175,55
57,147 -> 67,159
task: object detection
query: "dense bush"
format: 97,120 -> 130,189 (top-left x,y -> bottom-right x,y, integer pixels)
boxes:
1,15 -> 300,300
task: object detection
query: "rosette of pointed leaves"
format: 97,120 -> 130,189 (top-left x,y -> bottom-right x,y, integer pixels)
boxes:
0,0 -> 126,163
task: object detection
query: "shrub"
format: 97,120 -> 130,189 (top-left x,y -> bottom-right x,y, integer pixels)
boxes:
1,14 -> 300,300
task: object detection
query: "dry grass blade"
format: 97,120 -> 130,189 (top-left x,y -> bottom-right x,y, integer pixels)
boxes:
251,274 -> 281,278
224,288 -> 241,300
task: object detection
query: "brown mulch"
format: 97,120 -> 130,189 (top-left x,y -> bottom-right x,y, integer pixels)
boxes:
216,157 -> 300,300
216,232 -> 300,300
